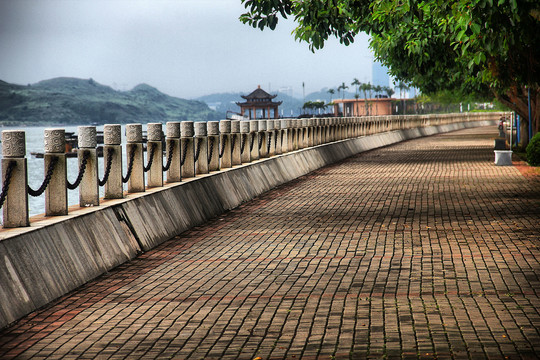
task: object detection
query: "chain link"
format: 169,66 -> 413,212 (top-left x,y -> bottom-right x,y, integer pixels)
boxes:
207,137 -> 215,164
240,134 -> 246,155
249,133 -> 255,152
122,146 -> 136,183
162,141 -> 175,172
98,147 -> 114,187
67,151 -> 90,190
193,137 -> 203,162
0,161 -> 17,208
28,156 -> 58,197
143,142 -> 156,172
180,139 -> 189,166
219,136 -> 227,158
231,135 -> 237,154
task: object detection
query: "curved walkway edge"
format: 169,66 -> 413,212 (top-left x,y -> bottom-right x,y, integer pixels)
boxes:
0,120 -> 495,329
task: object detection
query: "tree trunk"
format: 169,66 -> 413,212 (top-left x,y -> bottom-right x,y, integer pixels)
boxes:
496,85 -> 539,148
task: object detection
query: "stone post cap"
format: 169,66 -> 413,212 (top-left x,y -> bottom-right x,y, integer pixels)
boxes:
208,121 -> 220,136
147,123 -> 163,141
126,123 -> 143,143
166,122 -> 181,138
1,130 -> 26,158
44,128 -> 66,153
240,121 -> 250,133
219,120 -> 232,133
103,124 -> 121,145
78,126 -> 97,148
281,119 -> 289,129
181,121 -> 194,137
266,120 -> 274,130
231,120 -> 240,133
302,119 -> 309,127
249,120 -> 258,133
296,119 -> 303,128
258,120 -> 267,131
194,122 -> 207,137
274,120 -> 281,130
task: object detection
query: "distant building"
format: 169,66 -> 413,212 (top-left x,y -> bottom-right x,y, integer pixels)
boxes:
372,62 -> 390,88
278,86 -> 293,98
236,86 -> 282,119
332,98 -> 393,117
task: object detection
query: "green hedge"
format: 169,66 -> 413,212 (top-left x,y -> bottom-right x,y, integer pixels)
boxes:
526,132 -> 540,166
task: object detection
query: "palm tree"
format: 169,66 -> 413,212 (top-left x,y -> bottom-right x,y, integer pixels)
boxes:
337,82 -> 349,100
327,88 -> 335,103
351,78 -> 361,97
374,85 -> 383,98
396,81 -> 410,114
360,82 -> 371,115
385,86 -> 395,98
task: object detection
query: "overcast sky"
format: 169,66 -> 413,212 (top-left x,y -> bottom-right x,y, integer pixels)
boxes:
0,0 -> 376,99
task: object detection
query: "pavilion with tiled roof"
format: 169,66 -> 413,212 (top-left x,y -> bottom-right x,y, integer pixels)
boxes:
236,85 -> 282,119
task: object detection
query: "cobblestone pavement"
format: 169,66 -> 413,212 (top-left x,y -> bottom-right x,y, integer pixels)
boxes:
1,126 -> 539,359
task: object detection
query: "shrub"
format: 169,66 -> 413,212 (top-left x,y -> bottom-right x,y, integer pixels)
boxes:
526,132 -> 540,166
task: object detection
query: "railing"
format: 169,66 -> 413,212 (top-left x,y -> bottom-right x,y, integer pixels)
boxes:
0,112 -> 502,228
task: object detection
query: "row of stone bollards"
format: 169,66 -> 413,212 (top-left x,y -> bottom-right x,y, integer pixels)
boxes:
0,113 -> 497,228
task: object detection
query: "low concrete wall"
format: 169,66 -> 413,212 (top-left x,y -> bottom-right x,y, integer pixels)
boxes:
0,119 -> 495,328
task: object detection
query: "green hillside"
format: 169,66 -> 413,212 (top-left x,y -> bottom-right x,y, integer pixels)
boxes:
0,77 -> 219,126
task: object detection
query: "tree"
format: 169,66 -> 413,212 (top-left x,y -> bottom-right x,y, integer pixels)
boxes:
337,82 -> 349,100
374,85 -> 383,98
352,78 -> 361,97
239,0 -> 540,146
327,88 -> 335,103
385,87 -> 395,98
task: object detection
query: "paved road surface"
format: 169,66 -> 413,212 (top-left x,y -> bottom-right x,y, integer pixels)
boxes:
1,126 -> 539,359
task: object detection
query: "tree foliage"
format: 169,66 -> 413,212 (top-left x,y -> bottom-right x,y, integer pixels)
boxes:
240,0 -> 540,143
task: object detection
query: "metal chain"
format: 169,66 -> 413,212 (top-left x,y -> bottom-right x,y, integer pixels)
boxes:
240,134 -> 246,154
98,147 -> 114,187
230,135 -> 236,154
162,141 -> 175,172
207,137 -> 214,164
219,136 -> 227,158
0,161 -> 17,208
143,142 -> 156,172
67,151 -> 90,190
193,137 -> 203,162
28,156 -> 58,197
267,133 -> 272,154
249,133 -> 255,152
122,146 -> 136,183
180,139 -> 189,166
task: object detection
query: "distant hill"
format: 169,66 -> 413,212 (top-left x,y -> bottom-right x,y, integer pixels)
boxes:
0,77 -> 220,126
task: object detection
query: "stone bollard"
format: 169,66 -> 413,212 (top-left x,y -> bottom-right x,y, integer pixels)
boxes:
44,129 -> 67,215
181,121 -> 195,178
146,123 -> 163,188
219,120 -> 232,168
315,119 -> 322,145
103,125 -> 123,199
208,121 -> 220,172
240,121 -> 251,163
165,122 -> 181,183
249,120 -> 260,161
266,120 -> 275,157
2,130 -> 29,227
274,120 -> 282,155
280,119 -> 289,154
231,120 -> 241,166
259,120 -> 268,158
126,124 -> 145,193
289,120 -> 296,152
291,119 -> 298,151
78,126 -> 99,206
194,122 -> 208,175
307,119 -> 315,147
301,119 -> 310,149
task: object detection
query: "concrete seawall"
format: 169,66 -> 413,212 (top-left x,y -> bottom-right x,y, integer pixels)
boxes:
0,119 -> 495,329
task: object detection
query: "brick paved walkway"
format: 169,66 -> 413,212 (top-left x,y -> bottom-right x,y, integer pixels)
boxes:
1,126 -> 539,359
